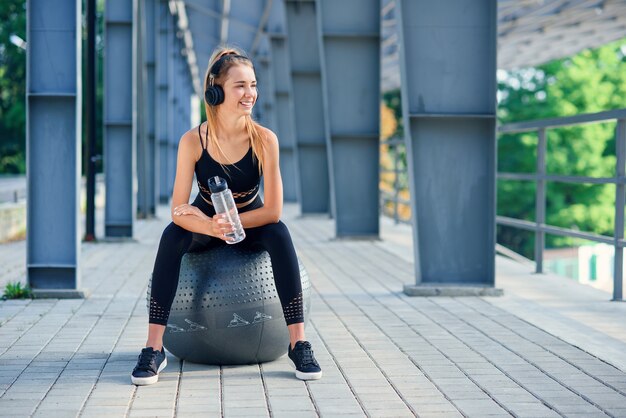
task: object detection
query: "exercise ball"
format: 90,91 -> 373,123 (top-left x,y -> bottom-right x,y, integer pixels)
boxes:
147,245 -> 311,365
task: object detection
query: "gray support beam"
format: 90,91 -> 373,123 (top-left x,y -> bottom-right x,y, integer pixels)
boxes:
269,33 -> 301,203
138,0 -> 157,217
26,0 -> 83,294
167,17 -> 178,199
136,0 -> 146,217
284,0 -> 330,214
182,65 -> 190,134
400,1 -> 499,295
317,0 -> 380,237
157,0 -> 170,204
104,0 -> 136,237
147,0 -> 158,214
256,56 -> 274,129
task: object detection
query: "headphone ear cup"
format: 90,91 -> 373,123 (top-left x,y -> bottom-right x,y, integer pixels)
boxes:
204,85 -> 225,106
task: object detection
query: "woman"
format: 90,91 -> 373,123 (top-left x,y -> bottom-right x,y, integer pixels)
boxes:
131,46 -> 322,385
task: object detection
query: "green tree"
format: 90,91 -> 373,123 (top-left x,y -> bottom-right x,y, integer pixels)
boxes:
0,0 -> 26,173
497,38 -> 626,258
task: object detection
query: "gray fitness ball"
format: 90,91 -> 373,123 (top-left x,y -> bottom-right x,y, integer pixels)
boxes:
147,245 -> 311,365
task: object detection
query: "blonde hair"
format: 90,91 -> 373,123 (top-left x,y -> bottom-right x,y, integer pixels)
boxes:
203,45 -> 265,175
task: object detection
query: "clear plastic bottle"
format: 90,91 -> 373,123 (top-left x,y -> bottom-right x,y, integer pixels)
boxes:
208,176 -> 246,244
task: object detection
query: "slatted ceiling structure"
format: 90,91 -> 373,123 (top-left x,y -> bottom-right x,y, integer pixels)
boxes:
498,0 -> 626,69
381,0 -> 626,91
173,0 -> 626,99
180,0 -> 272,95
381,1 -> 401,91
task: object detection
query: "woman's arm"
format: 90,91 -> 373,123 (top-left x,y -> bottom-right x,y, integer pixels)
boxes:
169,131 -> 215,236
239,128 -> 283,228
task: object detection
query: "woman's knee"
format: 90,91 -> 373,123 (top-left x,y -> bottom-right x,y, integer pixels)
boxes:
261,220 -> 291,241
159,222 -> 192,253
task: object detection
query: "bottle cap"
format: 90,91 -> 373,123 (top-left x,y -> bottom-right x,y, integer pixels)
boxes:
208,176 -> 228,193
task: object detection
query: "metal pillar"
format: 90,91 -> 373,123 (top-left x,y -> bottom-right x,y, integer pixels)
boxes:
157,0 -> 170,204
268,40 -> 301,202
284,0 -> 331,215
256,56 -> 275,131
181,64 -> 190,136
26,0 -> 85,296
85,0 -> 97,241
167,16 -> 178,199
104,0 -> 136,238
137,0 -> 157,218
136,0 -> 147,218
400,0 -> 500,295
317,0 -> 380,237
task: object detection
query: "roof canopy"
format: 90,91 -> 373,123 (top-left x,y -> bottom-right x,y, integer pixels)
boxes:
172,0 -> 626,94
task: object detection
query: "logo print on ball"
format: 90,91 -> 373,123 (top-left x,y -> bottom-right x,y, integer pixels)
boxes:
252,311 -> 272,323
228,313 -> 250,327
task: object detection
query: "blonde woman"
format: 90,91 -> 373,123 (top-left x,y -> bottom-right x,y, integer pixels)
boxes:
131,46 -> 322,385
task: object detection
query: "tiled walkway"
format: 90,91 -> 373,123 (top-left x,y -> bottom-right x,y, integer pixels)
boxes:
1,205 -> 625,417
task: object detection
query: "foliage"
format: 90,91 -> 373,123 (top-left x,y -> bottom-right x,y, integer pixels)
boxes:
380,88 -> 411,221
2,281 -> 32,300
0,0 -> 106,175
497,38 -> 626,258
0,0 -> 26,174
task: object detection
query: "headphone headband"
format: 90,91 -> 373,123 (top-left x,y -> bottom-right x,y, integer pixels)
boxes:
209,53 -> 250,80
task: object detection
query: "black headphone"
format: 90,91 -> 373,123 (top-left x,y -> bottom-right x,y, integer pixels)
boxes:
205,53 -> 257,106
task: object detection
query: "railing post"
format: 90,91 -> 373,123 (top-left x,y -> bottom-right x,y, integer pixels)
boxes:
393,142 -> 400,224
535,128 -> 546,273
614,119 -> 625,301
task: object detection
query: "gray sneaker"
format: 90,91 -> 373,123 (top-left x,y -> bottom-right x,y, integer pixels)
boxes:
131,347 -> 167,385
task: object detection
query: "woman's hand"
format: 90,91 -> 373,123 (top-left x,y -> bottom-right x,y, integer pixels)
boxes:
209,214 -> 236,241
173,204 -> 234,240
173,204 -> 207,220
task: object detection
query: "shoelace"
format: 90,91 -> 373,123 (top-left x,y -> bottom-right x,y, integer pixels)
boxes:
296,342 -> 317,367
136,349 -> 158,371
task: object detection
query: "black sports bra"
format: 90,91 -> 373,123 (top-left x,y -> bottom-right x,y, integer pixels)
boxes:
194,123 -> 261,205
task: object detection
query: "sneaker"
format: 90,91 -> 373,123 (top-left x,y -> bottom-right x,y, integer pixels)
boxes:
131,347 -> 167,385
288,341 -> 322,380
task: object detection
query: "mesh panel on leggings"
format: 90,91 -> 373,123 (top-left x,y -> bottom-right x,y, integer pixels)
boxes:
283,291 -> 303,324
150,296 -> 169,324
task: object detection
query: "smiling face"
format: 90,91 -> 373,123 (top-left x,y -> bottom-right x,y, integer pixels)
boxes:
219,64 -> 257,115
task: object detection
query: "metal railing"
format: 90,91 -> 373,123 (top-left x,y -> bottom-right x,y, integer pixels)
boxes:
0,176 -> 27,204
497,108 -> 626,301
0,188 -> 26,204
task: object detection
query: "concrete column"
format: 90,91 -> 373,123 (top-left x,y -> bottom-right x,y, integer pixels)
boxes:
26,0 -> 85,296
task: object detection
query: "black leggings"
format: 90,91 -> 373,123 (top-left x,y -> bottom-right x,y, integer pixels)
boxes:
148,194 -> 304,326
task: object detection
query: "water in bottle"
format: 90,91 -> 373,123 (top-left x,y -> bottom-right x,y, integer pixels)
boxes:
208,176 -> 246,244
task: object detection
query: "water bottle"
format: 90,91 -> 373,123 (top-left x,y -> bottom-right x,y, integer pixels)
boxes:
208,176 -> 246,244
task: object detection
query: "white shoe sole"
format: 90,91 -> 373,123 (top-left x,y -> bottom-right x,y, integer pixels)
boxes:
131,357 -> 168,386
295,370 -> 322,380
